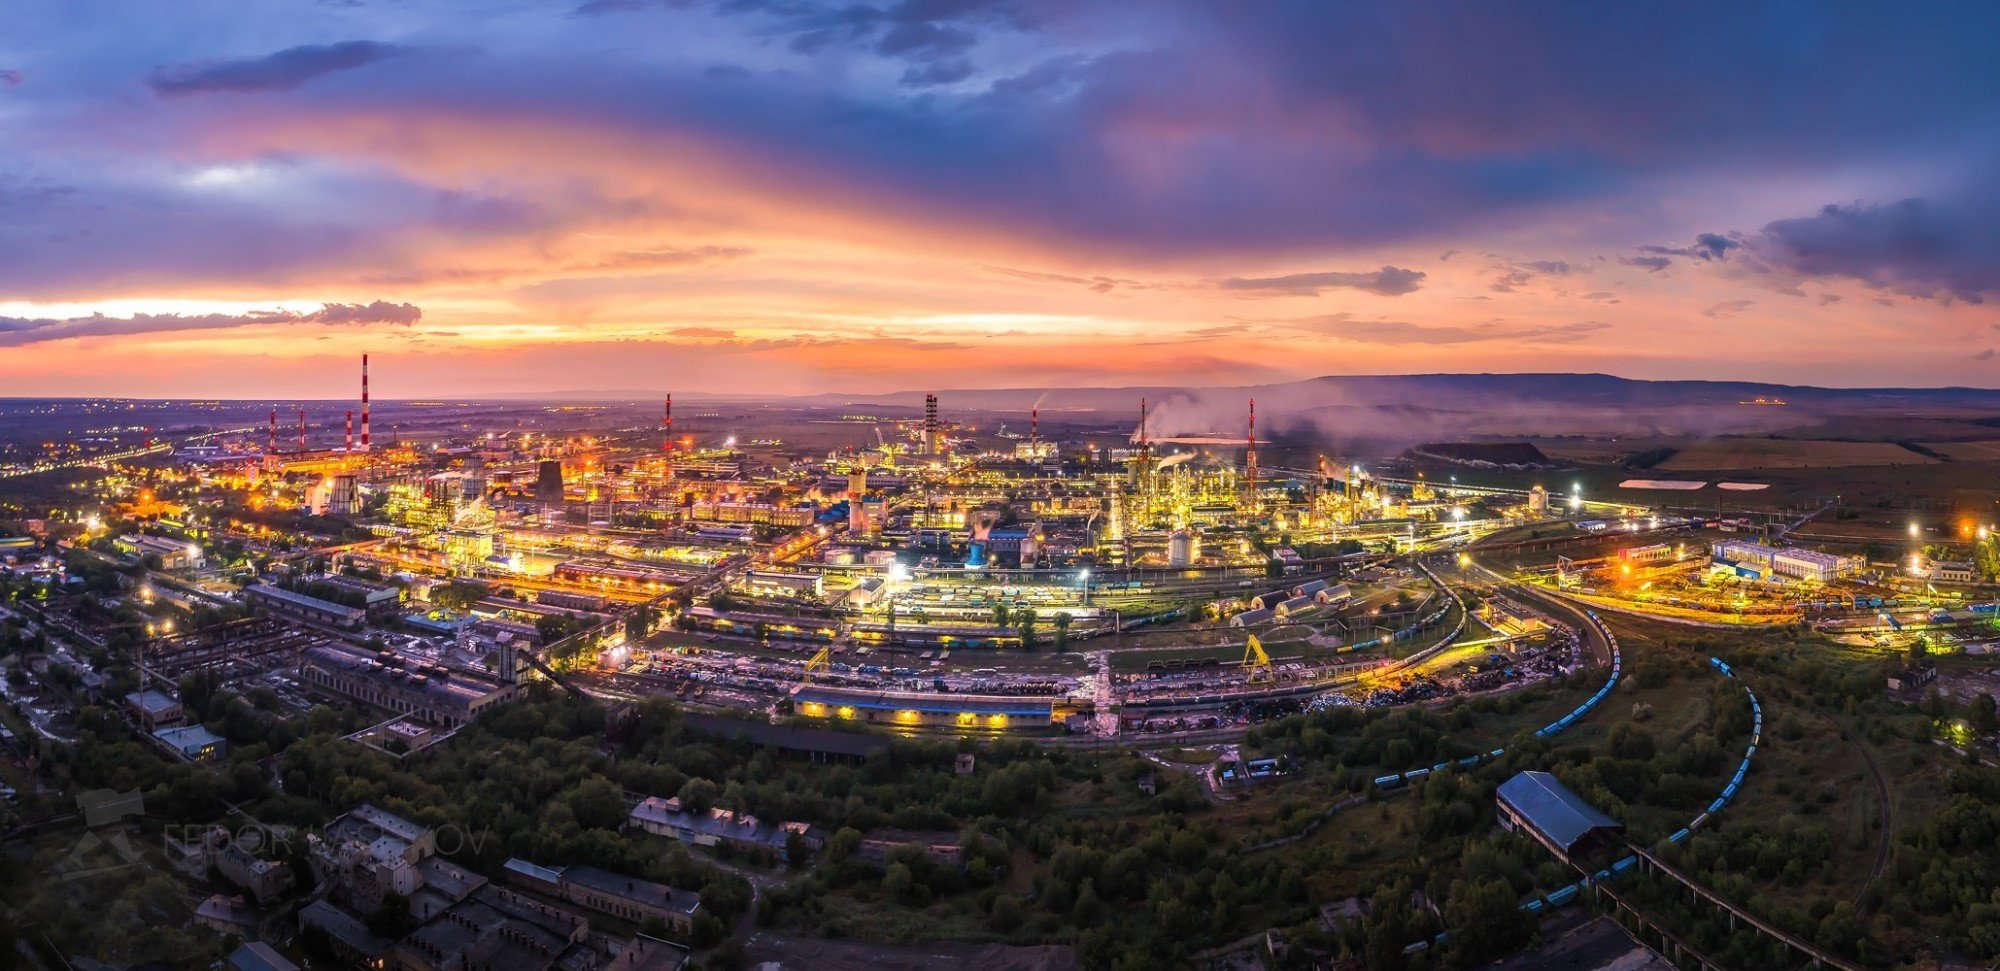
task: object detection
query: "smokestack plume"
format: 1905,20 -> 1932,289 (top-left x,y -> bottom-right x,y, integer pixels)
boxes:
360,354 -> 371,451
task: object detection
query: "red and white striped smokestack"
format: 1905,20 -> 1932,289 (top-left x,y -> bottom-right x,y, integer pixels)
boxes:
297,408 -> 307,450
1139,397 -> 1148,447
345,410 -> 354,452
663,394 -> 673,452
268,409 -> 276,454
1031,405 -> 1038,446
361,354 -> 371,451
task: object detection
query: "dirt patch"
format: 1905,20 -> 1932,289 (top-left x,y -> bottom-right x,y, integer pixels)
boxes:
1656,439 -> 1938,471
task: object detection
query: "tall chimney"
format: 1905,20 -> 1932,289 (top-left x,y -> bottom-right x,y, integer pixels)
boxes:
663,395 -> 673,453
1030,405 -> 1038,450
360,354 -> 371,451
297,408 -> 307,450
268,409 -> 277,455
1246,398 -> 1258,507
345,410 -> 354,452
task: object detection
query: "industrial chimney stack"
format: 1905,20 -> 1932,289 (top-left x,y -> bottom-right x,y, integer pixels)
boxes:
663,395 -> 673,452
1246,398 -> 1259,508
345,410 -> 354,452
360,354 -> 371,451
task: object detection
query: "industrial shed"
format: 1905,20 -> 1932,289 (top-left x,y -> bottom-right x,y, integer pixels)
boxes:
1497,770 -> 1625,858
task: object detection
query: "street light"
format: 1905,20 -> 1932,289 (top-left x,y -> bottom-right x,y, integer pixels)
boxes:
1078,568 -> 1091,606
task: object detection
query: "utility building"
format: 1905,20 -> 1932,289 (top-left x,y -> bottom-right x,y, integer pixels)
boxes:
1497,771 -> 1625,859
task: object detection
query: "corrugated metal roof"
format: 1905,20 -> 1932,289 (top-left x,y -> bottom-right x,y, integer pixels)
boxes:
1497,771 -> 1623,852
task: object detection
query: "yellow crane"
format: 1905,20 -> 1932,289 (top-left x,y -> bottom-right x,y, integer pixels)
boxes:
1241,635 -> 1272,682
802,645 -> 831,682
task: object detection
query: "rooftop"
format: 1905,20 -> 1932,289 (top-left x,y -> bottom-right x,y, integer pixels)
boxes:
1497,770 -> 1624,854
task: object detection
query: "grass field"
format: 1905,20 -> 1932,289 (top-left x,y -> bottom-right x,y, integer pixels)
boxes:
1656,438 -> 1938,471
1923,438 -> 2000,460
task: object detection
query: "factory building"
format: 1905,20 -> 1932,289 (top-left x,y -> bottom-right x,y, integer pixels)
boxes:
114,533 -> 204,569
1930,560 -> 1978,584
790,684 -> 1058,730
629,795 -> 819,862
1711,540 -> 1861,583
691,501 -> 814,527
298,642 -> 519,728
744,569 -> 824,599
312,573 -> 404,620
1619,543 -> 1676,564
501,859 -> 703,936
1497,771 -> 1624,858
246,583 -> 366,630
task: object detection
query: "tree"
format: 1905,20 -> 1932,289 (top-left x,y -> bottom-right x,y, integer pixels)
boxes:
1442,876 -> 1530,964
1972,693 -> 1999,739
1053,612 -> 1072,651
677,777 -> 721,814
1017,607 -> 1039,650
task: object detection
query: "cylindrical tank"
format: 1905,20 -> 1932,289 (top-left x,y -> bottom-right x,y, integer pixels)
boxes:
1168,529 -> 1199,567
967,542 -> 988,568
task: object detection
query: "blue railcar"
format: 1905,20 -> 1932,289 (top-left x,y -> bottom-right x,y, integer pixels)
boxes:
1404,767 -> 1430,781
1670,828 -> 1690,843
1612,856 -> 1637,873
1490,748 -> 1506,759
1459,755 -> 1483,768
1547,885 -> 1579,906
1374,774 -> 1404,788
1709,798 -> 1727,814
1522,898 -> 1546,915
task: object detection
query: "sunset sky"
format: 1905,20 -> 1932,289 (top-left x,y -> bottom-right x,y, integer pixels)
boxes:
3,3 -> 1998,398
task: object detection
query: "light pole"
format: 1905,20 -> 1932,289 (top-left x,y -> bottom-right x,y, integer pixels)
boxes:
1078,568 -> 1091,607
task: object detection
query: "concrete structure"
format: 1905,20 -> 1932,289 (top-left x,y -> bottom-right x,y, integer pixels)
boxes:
501,860 -> 702,937
114,533 -> 204,569
396,884 -> 592,971
313,573 -> 403,620
125,689 -> 184,729
225,943 -> 298,971
246,583 -> 366,630
1930,560 -> 1978,584
1711,540 -> 1861,583
791,684 -> 1058,730
299,641 -> 518,728
309,803 -> 437,911
194,894 -> 260,938
629,795 -> 817,862
298,900 -> 393,967
214,840 -> 293,904
154,724 -> 227,761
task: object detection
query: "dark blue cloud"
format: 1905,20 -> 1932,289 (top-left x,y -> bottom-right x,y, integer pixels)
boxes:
1754,196 -> 2000,303
148,40 -> 405,96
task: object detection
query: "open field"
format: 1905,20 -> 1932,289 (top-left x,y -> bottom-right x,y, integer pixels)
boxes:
1924,438 -> 2000,461
1656,438 -> 1938,471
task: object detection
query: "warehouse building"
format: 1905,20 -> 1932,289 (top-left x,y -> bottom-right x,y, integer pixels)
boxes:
1497,771 -> 1625,859
298,642 -> 518,728
790,684 -> 1057,730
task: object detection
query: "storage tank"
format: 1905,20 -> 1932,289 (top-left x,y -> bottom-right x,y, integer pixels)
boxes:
1528,485 -> 1548,515
1168,528 -> 1200,567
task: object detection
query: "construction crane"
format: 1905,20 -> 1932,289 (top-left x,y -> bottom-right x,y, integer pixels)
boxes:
802,645 -> 832,682
1241,635 -> 1272,682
